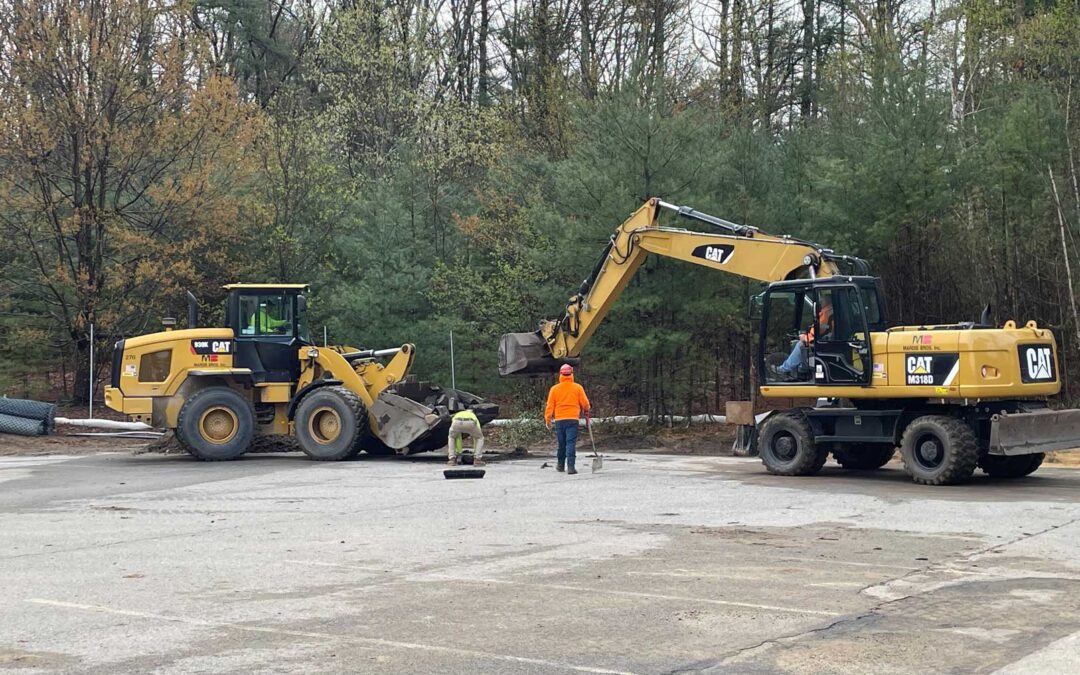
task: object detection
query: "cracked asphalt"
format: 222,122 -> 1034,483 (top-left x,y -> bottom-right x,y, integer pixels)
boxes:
2,451 -> 1080,674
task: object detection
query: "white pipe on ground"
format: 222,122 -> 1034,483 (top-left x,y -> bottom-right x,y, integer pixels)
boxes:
55,417 -> 155,431
488,414 -> 728,427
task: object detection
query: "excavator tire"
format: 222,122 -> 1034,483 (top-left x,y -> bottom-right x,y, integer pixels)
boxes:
294,386 -> 367,461
176,387 -> 254,461
979,453 -> 1044,479
833,445 -> 895,470
758,411 -> 828,476
900,415 -> 978,485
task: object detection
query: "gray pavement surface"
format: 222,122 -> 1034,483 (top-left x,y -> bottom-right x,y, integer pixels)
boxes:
2,451 -> 1080,674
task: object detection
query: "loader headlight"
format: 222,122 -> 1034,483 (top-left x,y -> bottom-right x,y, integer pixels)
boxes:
307,347 -> 320,358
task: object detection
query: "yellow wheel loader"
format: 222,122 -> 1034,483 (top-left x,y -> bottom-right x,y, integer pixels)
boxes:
501,199 -> 1080,485
105,284 -> 497,461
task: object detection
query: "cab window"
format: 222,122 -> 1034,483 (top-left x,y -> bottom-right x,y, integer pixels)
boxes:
239,294 -> 294,336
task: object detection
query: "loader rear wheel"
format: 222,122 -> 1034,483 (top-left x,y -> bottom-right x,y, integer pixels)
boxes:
295,386 -> 367,461
833,445 -> 895,470
176,387 -> 254,461
900,416 -> 978,485
979,453 -> 1044,479
758,412 -> 827,476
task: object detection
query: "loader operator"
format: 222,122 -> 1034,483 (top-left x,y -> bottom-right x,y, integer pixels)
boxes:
247,302 -> 290,335
776,300 -> 833,380
545,364 -> 592,475
447,408 -> 485,467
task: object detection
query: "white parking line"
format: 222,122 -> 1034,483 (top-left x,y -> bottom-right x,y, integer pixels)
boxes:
419,575 -> 842,617
26,598 -> 639,675
626,571 -> 868,589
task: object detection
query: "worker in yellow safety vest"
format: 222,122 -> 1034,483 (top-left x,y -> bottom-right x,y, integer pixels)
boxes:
447,409 -> 485,467
247,303 -> 290,334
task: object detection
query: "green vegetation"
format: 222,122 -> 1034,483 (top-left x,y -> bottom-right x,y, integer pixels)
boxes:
1,0 -> 1078,413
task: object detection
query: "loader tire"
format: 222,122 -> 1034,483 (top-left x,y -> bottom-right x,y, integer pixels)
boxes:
979,453 -> 1044,479
833,445 -> 895,470
899,416 -> 978,485
758,411 -> 827,476
176,387 -> 254,461
295,386 -> 367,461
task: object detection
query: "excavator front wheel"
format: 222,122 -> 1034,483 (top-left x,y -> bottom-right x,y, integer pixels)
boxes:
294,386 -> 368,461
758,411 -> 828,476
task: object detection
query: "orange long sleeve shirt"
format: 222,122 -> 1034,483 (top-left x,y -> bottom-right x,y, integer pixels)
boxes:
545,374 -> 591,422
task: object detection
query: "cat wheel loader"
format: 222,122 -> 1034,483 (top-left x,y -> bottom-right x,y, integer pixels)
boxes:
500,198 -> 1080,485
104,284 -> 498,461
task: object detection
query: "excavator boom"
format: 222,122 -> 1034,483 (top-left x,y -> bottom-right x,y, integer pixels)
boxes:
500,198 -> 856,374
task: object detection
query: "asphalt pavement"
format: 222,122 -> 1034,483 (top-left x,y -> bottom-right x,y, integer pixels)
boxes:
2,451 -> 1079,674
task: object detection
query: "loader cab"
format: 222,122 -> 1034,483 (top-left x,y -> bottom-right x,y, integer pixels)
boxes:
759,276 -> 885,386
224,284 -> 312,383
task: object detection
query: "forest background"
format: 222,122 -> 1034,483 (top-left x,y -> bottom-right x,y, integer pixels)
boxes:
1,0 -> 1078,418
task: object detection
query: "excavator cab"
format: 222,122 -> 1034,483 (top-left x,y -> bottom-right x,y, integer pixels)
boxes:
759,277 -> 885,386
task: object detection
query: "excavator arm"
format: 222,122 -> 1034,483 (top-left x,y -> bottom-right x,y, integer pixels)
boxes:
500,198 -> 864,375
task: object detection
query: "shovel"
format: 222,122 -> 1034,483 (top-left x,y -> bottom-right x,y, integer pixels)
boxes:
586,416 -> 602,473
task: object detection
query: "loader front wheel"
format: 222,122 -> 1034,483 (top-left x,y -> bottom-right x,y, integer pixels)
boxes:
295,386 -> 367,461
176,387 -> 254,461
758,411 -> 827,476
900,416 -> 978,485
979,453 -> 1044,479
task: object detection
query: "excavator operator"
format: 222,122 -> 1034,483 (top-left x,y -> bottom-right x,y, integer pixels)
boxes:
775,300 -> 833,380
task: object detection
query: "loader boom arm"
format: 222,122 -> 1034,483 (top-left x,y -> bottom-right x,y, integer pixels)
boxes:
501,198 -> 856,374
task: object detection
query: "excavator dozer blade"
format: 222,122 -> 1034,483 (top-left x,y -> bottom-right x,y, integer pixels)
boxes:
499,332 -> 576,376
370,392 -> 440,450
989,408 -> 1080,456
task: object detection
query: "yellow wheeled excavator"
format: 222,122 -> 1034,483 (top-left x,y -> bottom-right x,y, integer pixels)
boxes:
501,199 -> 1080,485
105,284 -> 497,461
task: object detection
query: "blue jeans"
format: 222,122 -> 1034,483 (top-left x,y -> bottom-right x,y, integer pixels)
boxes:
781,340 -> 806,373
555,420 -> 578,468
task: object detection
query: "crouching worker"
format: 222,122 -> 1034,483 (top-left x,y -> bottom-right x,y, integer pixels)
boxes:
447,409 -> 485,467
545,364 -> 591,475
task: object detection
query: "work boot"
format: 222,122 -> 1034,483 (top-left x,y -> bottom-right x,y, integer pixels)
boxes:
556,463 -> 565,472
474,457 -> 485,467
447,456 -> 457,466
567,465 -> 578,475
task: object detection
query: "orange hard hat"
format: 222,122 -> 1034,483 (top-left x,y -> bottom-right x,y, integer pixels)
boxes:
559,364 -> 574,375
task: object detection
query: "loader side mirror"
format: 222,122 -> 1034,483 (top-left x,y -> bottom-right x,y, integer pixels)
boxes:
297,294 -> 307,321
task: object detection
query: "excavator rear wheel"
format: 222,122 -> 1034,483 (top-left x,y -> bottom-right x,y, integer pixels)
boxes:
758,411 -> 828,476
294,386 -> 367,461
899,416 -> 978,485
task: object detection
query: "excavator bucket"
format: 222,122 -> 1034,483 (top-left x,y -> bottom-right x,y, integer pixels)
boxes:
989,408 -> 1080,456
499,332 -> 574,375
370,392 -> 440,449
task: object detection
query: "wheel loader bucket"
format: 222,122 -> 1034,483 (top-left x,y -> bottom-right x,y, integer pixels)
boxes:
499,332 -> 576,375
989,408 -> 1080,456
370,392 -> 441,450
